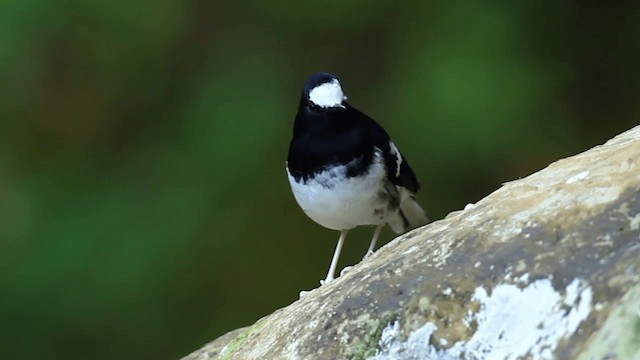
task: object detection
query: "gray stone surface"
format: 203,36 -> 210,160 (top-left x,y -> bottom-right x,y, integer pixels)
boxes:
183,126 -> 640,360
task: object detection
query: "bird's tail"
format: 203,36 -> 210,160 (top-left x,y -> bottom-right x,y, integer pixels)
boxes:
388,195 -> 429,234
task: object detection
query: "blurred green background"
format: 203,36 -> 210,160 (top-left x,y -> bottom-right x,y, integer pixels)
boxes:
1,1 -> 638,359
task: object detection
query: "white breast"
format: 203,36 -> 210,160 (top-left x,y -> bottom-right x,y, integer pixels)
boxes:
287,153 -> 395,231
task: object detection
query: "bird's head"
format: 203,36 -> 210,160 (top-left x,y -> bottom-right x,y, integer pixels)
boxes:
301,72 -> 347,110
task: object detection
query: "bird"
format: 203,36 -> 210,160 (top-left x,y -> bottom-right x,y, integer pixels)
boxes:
286,72 -> 428,285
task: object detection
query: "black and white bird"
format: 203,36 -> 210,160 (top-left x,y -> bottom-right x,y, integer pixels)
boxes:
286,72 -> 428,285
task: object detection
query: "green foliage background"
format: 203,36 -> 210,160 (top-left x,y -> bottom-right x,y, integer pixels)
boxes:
1,1 -> 638,359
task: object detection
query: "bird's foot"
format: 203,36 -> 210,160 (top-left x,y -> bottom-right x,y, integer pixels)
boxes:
339,266 -> 354,277
299,289 -> 314,298
317,265 -> 353,288
362,249 -> 374,260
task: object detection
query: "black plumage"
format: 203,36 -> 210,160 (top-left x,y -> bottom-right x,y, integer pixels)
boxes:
286,72 -> 428,285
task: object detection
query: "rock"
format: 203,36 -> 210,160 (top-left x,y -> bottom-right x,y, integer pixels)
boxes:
182,126 -> 640,360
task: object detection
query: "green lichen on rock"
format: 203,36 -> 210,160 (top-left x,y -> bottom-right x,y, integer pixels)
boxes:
217,318 -> 266,360
577,283 -> 640,360
343,313 -> 396,360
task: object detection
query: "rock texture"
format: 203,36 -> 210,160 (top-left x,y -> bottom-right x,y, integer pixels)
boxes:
183,126 -> 640,360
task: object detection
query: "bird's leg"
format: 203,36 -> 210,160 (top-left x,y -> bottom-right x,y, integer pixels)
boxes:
363,224 -> 383,260
321,230 -> 348,285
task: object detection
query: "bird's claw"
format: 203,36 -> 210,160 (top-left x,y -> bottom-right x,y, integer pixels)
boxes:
299,290 -> 313,298
339,266 -> 354,277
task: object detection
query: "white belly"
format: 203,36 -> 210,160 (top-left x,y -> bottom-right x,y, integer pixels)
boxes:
287,162 -> 394,231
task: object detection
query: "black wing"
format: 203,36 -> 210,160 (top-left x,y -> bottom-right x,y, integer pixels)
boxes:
348,105 -> 420,194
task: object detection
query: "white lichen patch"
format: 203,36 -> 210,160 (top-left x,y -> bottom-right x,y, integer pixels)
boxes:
629,213 -> 640,231
402,245 -> 420,255
371,278 -> 593,360
566,171 -> 590,184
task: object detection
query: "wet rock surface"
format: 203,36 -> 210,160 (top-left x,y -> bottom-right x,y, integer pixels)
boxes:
183,126 -> 640,360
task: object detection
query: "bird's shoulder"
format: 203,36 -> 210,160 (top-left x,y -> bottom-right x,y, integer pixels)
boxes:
288,105 -> 420,194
